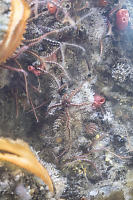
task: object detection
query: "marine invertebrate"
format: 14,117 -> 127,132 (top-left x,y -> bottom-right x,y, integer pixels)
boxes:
28,65 -> 41,76
98,0 -> 108,7
48,83 -> 91,118
47,82 -> 94,156
47,0 -> 58,14
0,0 -> 31,64
0,137 -> 54,193
116,9 -> 129,31
92,94 -> 105,108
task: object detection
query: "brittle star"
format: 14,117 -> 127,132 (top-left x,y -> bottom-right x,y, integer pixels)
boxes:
47,82 -> 92,156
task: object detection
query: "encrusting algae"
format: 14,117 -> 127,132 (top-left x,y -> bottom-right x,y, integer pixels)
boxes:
0,137 -> 54,193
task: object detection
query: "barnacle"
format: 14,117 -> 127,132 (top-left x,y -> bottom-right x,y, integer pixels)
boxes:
0,0 -> 30,64
0,137 -> 54,193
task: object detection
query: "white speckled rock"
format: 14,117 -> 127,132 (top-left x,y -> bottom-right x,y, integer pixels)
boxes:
0,0 -> 11,44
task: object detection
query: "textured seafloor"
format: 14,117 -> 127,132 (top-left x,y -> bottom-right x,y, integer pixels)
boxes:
0,0 -> 133,199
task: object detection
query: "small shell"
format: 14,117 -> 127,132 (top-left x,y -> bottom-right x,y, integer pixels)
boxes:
0,0 -> 31,64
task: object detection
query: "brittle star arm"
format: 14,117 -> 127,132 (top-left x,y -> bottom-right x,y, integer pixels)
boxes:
67,83 -> 84,101
69,102 -> 90,107
47,103 -> 62,113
